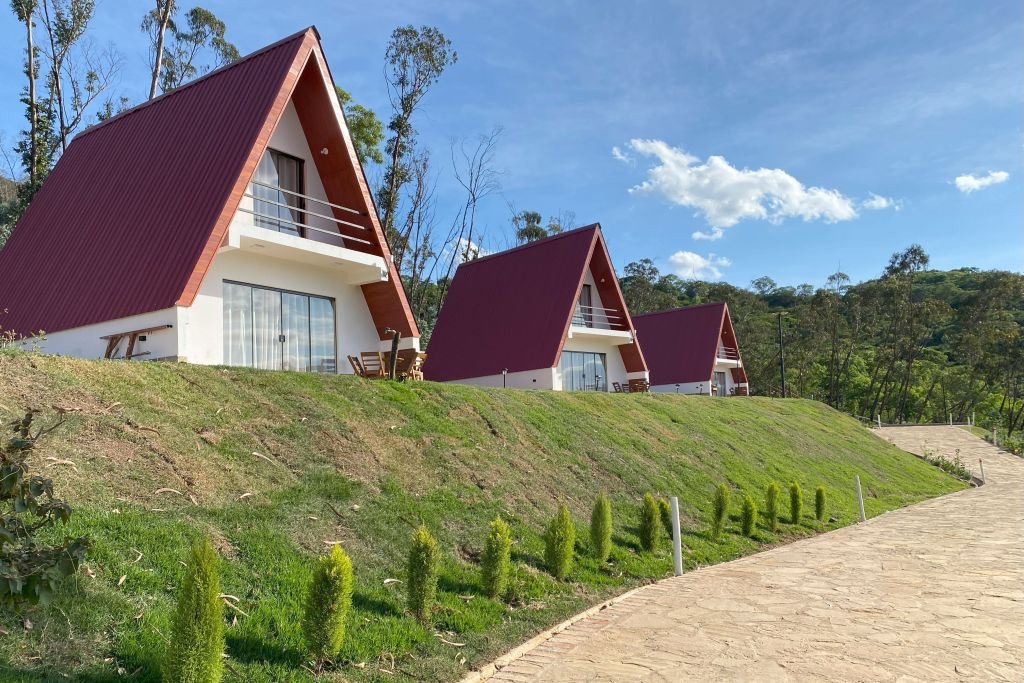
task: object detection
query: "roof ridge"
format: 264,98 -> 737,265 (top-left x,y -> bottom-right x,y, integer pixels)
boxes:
459,223 -> 600,268
632,301 -> 727,319
74,26 -> 316,142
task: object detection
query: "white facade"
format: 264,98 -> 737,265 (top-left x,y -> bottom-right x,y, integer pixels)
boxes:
26,90 -> 413,371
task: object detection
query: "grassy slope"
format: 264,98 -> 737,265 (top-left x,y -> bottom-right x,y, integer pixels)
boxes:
0,352 -> 962,681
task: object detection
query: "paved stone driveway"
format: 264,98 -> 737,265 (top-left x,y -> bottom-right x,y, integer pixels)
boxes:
484,427 -> 1023,682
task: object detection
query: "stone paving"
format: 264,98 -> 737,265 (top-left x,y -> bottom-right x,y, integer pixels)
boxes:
482,427 -> 1023,682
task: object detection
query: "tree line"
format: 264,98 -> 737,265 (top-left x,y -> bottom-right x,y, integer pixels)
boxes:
618,246 -> 1024,435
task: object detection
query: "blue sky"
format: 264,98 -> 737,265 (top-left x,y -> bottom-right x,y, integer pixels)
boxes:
1,0 -> 1020,288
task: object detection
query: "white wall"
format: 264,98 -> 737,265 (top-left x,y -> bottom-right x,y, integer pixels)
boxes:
183,248 -> 381,372
27,307 -> 181,360
650,361 -> 743,396
444,367 -> 556,390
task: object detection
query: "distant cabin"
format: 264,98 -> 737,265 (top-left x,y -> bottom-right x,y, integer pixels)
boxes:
0,27 -> 418,372
632,302 -> 749,396
424,225 -> 650,391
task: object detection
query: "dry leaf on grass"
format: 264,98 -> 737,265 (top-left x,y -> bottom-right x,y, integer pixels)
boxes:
154,488 -> 182,496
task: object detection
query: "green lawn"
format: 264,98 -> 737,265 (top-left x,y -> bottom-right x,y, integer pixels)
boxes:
0,351 -> 963,681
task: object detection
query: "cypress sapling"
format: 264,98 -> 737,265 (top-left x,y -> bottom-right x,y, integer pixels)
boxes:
639,492 -> 661,552
815,486 -> 826,522
544,503 -> 576,579
590,493 -> 613,563
302,544 -> 354,668
765,482 -> 780,532
407,526 -> 439,622
790,481 -> 803,524
711,484 -> 730,541
164,538 -> 224,683
481,516 -> 512,599
741,494 -> 757,537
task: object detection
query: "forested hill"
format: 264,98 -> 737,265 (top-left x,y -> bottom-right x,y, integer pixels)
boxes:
618,252 -> 1024,434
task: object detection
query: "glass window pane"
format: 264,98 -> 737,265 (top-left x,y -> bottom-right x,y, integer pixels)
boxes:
282,293 -> 310,372
223,283 -> 252,367
252,288 -> 282,370
310,297 -> 336,373
253,150 -> 303,236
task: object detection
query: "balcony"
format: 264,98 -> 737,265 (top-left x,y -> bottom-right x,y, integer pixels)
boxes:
716,346 -> 742,367
568,304 -> 635,343
225,182 -> 388,285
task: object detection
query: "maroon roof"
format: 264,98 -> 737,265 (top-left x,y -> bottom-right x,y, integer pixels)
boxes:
424,225 -> 646,382
633,302 -> 743,385
0,29 -> 313,336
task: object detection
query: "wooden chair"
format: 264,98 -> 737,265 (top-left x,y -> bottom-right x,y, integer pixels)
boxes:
408,352 -> 426,381
612,381 -> 624,393
628,379 -> 650,393
359,351 -> 386,378
347,355 -> 365,376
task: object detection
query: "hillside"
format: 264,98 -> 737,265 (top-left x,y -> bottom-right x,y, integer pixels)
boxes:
0,351 -> 963,682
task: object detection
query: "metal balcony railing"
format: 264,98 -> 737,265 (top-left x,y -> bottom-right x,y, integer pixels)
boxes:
571,304 -> 628,331
717,347 -> 741,361
237,181 -> 375,248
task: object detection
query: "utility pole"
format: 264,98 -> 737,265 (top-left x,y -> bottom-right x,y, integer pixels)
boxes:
778,311 -> 786,398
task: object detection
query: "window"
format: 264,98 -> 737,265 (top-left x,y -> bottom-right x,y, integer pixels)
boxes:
573,284 -> 594,327
223,281 -> 335,373
559,351 -> 607,391
252,149 -> 305,236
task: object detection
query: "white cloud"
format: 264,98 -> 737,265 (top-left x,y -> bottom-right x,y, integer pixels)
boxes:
611,145 -> 634,165
668,251 -> 731,280
955,171 -> 1009,193
862,193 -> 901,211
624,139 -> 858,240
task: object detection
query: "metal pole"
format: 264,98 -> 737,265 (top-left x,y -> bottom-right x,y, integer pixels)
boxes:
670,496 -> 683,576
855,476 -> 866,522
778,312 -> 786,398
979,459 -> 986,484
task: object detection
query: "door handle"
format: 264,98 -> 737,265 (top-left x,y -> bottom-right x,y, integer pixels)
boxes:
279,334 -> 286,343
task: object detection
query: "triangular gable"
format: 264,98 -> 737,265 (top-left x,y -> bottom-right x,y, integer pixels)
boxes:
553,228 -> 647,375
0,27 -> 418,340
720,305 -> 748,384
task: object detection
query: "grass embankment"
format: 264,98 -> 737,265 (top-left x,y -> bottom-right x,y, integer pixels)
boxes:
0,352 -> 963,681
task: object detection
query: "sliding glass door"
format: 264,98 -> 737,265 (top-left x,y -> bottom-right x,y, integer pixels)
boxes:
559,351 -> 608,391
223,282 -> 335,373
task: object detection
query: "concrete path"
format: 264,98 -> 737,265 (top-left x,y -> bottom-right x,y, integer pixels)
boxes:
483,427 -> 1023,682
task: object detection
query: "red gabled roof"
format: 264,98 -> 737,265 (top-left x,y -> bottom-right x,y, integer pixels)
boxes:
424,224 -> 646,382
0,27 -> 418,340
632,302 -> 744,385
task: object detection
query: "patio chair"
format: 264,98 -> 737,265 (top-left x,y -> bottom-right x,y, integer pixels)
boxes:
359,351 -> 386,378
347,355 -> 365,376
612,381 -> 624,393
628,379 -> 650,393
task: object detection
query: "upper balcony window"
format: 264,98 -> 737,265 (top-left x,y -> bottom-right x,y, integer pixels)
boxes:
253,149 -> 305,236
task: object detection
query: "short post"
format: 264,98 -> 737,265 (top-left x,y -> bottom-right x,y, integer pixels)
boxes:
993,428 -> 999,447
978,459 -> 986,484
948,413 -> 953,426
854,475 -> 866,522
670,496 -> 683,576
876,414 -> 882,428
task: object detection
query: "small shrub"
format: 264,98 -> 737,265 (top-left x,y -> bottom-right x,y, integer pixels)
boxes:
711,484 -> 730,541
544,503 -> 575,579
164,538 -> 224,683
741,494 -> 757,537
815,486 -> 826,521
790,481 -> 803,524
481,516 -> 512,599
302,544 -> 353,667
658,497 -> 673,539
765,483 -> 780,532
589,493 -> 613,563
639,492 -> 661,552
407,526 -> 439,622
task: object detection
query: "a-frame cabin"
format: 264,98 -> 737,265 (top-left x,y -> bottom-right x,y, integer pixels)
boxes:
0,27 -> 418,372
424,224 -> 650,391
